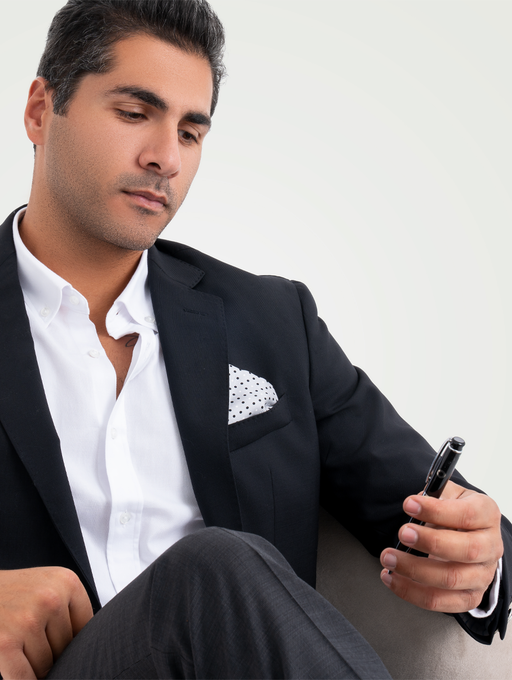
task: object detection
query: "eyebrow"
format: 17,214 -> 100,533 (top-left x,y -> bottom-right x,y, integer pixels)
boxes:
105,85 -> 211,128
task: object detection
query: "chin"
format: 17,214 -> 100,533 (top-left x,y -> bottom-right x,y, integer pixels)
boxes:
96,217 -> 171,252
108,233 -> 162,252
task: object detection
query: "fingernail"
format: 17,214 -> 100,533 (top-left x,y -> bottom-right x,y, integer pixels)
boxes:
404,498 -> 422,515
401,526 -> 418,545
381,571 -> 392,587
382,553 -> 397,569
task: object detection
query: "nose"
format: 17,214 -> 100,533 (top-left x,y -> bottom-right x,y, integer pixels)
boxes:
138,127 -> 181,178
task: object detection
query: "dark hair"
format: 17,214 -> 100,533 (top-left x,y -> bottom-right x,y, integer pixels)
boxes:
37,0 -> 226,116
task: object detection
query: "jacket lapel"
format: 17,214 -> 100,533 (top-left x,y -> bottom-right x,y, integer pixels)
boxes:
0,208 -> 242,597
148,244 -> 242,531
0,209 -> 98,601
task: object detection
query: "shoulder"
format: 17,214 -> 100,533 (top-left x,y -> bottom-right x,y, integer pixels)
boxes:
150,238 -> 307,304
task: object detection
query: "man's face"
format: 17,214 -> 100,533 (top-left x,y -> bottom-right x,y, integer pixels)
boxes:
39,34 -> 213,252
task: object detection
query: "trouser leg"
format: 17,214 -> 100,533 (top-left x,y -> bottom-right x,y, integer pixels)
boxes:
49,527 -> 391,679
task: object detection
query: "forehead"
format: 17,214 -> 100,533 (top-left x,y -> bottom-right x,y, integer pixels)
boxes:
80,33 -> 213,114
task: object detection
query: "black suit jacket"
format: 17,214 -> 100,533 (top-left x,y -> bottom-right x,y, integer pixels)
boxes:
0,207 -> 510,644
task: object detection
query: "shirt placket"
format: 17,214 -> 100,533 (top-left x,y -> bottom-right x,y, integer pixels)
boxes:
105,334 -> 146,593
106,323 -> 161,592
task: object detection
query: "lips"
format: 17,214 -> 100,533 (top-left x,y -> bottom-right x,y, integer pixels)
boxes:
124,190 -> 168,210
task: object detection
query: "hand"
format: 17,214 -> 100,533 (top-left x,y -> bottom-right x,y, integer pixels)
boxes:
379,481 -> 503,613
0,567 -> 93,679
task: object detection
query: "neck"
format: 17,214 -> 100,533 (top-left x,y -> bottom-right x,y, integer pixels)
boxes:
19,201 -> 143,327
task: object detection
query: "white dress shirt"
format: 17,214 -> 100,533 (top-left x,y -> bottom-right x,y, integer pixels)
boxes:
12,208 -> 500,617
13,209 -> 204,605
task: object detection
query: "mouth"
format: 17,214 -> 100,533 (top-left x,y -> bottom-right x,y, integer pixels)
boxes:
123,190 -> 168,211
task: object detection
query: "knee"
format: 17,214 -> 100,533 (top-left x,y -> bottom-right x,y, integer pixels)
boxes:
156,527 -> 283,582
165,527 -> 254,568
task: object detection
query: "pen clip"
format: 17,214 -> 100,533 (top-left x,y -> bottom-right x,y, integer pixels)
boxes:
424,438 -> 451,486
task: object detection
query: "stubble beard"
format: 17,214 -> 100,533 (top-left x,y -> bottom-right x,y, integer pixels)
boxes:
44,116 -> 182,254
48,170 -> 180,254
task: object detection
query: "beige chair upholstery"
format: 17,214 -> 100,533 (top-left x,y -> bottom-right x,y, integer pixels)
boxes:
316,508 -> 512,679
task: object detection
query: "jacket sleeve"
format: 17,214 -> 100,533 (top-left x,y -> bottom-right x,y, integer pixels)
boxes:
292,280 -> 512,644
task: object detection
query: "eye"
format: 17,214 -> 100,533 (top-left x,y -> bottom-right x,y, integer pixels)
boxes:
117,110 -> 146,122
179,129 -> 198,144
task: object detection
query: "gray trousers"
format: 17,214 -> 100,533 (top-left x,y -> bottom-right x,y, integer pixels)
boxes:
48,528 -> 391,679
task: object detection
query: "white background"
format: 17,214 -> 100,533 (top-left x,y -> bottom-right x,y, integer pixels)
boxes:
1,1 -> 511,517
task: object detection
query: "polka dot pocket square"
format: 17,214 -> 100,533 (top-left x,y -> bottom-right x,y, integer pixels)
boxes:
228,365 -> 278,425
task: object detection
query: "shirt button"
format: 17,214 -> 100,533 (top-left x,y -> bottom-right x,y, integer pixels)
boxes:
88,349 -> 100,359
70,295 -> 80,306
111,428 -> 118,439
145,316 -> 155,324
40,307 -> 50,318
119,512 -> 132,525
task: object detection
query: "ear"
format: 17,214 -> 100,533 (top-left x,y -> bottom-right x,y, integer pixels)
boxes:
24,77 -> 54,146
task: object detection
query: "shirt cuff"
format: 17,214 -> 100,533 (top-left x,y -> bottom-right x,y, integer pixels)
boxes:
467,557 -> 502,618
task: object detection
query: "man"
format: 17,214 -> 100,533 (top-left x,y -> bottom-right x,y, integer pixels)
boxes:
0,0 -> 509,678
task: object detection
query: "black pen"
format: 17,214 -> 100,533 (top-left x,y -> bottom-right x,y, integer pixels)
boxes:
394,436 -> 465,556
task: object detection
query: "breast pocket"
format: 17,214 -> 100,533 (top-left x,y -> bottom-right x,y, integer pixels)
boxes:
228,394 -> 291,452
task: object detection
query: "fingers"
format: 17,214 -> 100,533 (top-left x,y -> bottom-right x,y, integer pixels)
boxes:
18,630 -> 54,680
403,483 -> 502,533
379,484 -> 504,613
381,546 -> 497,593
0,567 -> 93,680
27,570 -> 80,665
0,620 -> 54,680
52,569 -> 93,636
399,485 -> 503,565
66,570 -> 94,636
396,521 -> 503,564
380,565 -> 489,613
45,614 -> 74,665
0,651 -> 38,680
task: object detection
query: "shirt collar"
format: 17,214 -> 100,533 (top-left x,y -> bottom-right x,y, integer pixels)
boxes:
106,252 -> 157,337
14,208 -> 75,327
13,207 -> 157,334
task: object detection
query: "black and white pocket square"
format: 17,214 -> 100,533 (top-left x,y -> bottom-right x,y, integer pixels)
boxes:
228,365 -> 278,424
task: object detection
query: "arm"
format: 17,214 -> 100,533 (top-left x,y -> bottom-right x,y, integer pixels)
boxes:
292,280 -> 512,643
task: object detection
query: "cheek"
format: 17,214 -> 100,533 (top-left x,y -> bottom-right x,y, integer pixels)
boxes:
101,125 -> 135,157
79,115 -> 137,164
81,132 -> 141,189
181,149 -> 202,186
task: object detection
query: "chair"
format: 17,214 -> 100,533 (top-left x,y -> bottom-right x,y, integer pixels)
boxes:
316,508 -> 512,679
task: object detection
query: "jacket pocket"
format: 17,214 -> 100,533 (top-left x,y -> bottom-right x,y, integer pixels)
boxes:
228,394 -> 291,452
